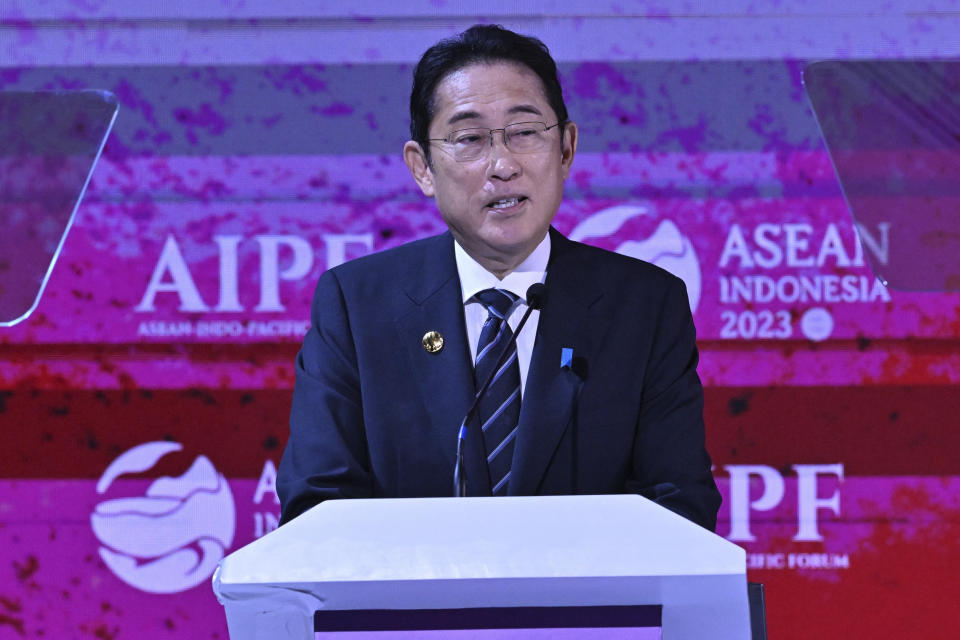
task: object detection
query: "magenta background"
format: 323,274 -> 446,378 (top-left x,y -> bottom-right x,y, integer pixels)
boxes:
3,2 -> 960,639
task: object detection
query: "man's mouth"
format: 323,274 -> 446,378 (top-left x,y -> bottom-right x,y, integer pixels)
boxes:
487,196 -> 527,209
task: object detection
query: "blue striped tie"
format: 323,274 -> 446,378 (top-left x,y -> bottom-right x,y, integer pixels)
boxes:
473,288 -> 521,496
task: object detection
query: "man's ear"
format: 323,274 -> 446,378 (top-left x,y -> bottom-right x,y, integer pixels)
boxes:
403,140 -> 435,197
560,121 -> 578,180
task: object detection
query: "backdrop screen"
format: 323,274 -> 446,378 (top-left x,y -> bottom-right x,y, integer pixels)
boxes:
1,3 -> 958,639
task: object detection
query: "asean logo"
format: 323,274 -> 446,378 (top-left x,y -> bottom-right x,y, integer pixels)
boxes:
569,205 -> 701,312
91,441 -> 235,593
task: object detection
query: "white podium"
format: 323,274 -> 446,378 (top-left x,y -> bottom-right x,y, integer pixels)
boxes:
213,495 -> 750,639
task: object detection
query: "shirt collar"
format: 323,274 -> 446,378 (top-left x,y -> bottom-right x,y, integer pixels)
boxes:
455,232 -> 551,304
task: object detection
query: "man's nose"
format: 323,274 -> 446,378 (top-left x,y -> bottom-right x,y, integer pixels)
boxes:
487,130 -> 520,180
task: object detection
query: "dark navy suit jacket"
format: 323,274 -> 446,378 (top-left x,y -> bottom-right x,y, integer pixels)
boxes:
277,228 -> 721,530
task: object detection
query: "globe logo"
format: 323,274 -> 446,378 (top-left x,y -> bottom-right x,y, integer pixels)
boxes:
569,205 -> 702,313
91,441 -> 235,594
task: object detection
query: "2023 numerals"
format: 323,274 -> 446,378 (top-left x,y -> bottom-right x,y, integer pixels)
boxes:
719,309 -> 792,339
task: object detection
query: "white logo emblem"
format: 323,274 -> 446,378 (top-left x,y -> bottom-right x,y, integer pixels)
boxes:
569,205 -> 702,312
91,441 -> 235,594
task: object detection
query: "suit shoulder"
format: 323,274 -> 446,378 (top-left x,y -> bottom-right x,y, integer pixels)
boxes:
325,233 -> 448,285
561,237 -> 684,288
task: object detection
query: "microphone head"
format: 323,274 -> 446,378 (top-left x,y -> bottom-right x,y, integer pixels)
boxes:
525,283 -> 548,309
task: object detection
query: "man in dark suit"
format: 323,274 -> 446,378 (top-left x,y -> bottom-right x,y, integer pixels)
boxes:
278,25 -> 720,530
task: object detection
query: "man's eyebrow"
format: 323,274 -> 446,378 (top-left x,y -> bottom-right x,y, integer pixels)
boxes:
507,104 -> 543,117
447,110 -> 482,126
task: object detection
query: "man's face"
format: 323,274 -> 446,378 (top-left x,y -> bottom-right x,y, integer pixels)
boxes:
404,62 -> 577,275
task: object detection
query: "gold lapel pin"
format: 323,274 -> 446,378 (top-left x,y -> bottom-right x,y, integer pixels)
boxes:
422,330 -> 444,354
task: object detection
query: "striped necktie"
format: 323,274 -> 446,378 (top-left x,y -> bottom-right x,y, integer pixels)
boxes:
473,288 -> 522,496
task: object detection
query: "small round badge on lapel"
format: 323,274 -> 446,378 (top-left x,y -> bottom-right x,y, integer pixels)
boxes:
422,331 -> 444,354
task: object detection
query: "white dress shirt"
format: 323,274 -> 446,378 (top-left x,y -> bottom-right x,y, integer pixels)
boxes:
454,233 -> 550,395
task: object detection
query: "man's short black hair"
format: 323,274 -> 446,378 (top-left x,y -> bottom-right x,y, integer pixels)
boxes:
409,24 -> 569,161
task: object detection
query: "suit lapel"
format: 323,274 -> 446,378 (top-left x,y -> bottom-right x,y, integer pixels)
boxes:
509,230 -> 604,495
393,233 -> 490,494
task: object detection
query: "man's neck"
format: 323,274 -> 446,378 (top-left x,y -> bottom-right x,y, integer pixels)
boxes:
457,234 -> 550,280
454,233 -> 551,302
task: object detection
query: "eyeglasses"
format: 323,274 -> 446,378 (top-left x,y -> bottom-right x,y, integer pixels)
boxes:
428,121 -> 562,162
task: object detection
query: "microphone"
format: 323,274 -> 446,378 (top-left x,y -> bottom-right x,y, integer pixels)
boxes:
454,283 -> 547,497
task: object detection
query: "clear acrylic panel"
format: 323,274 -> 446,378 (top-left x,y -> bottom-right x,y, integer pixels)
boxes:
804,60 -> 960,291
0,90 -> 118,326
